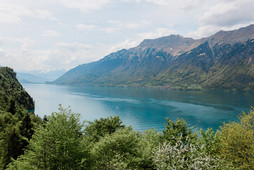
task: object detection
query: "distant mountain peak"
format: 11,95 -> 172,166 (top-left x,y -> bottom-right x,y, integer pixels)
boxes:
206,24 -> 254,46
167,34 -> 184,39
139,34 -> 191,47
137,34 -> 198,56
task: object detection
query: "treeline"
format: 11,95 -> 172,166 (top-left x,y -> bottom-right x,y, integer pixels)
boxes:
2,105 -> 253,170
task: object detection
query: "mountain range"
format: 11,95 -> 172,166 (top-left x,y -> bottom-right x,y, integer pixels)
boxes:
53,24 -> 254,90
17,70 -> 65,84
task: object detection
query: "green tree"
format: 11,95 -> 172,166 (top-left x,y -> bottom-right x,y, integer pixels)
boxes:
18,113 -> 34,154
199,128 -> 220,156
0,125 -> 23,169
91,127 -> 143,169
7,106 -> 90,170
161,118 -> 197,146
84,116 -> 125,143
218,109 -> 254,169
140,128 -> 161,169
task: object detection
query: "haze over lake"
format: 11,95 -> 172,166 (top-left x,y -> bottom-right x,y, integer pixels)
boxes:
24,84 -> 254,132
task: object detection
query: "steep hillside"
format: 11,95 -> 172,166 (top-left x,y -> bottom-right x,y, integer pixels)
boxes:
53,24 -> 254,90
202,39 -> 254,90
0,67 -> 34,112
0,67 -> 40,169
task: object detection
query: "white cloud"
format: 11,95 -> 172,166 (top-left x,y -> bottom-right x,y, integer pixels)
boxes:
34,10 -> 58,21
200,0 -> 254,27
121,0 -> 142,3
101,27 -> 120,34
54,42 -> 92,50
45,42 -> 95,70
145,0 -> 168,5
20,38 -> 35,49
101,39 -> 140,53
0,48 -> 49,71
98,27 -> 176,55
0,2 -> 59,24
77,24 -> 96,31
122,0 -> 202,7
122,0 -> 167,5
0,3 -> 33,23
0,38 -> 97,71
0,37 -> 35,49
188,0 -> 254,38
59,0 -> 111,12
42,30 -> 62,37
0,36 -> 47,70
138,27 -> 176,39
105,20 -> 152,32
121,20 -> 151,29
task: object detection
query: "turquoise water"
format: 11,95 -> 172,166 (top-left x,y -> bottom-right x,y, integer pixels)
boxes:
23,84 -> 254,132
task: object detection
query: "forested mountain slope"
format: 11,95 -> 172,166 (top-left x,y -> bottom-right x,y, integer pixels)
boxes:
0,67 -> 34,112
0,67 -> 41,169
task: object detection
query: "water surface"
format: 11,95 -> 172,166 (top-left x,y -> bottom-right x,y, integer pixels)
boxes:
23,84 -> 254,132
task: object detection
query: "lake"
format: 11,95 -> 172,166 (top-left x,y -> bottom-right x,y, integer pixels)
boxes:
23,84 -> 254,132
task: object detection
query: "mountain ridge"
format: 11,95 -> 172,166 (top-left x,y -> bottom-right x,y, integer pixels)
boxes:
53,24 -> 254,90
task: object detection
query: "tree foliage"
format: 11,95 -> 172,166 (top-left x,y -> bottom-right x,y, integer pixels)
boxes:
0,67 -> 40,169
199,128 -> 220,156
91,127 -> 143,169
161,118 -> 197,145
3,106 -> 254,169
7,106 -> 89,170
218,109 -> 254,169
153,139 -> 221,170
140,128 -> 161,169
84,116 -> 125,143
0,111 -> 39,169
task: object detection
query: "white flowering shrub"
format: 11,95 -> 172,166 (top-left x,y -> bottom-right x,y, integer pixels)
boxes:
153,139 -> 221,170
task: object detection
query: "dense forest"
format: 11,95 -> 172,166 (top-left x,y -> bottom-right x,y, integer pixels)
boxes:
1,67 -> 254,169
0,67 -> 42,169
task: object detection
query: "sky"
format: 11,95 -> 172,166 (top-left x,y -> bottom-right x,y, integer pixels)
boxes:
0,0 -> 253,73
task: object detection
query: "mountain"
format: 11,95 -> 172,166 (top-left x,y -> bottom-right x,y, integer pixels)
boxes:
53,24 -> 254,90
17,69 -> 65,84
17,73 -> 48,84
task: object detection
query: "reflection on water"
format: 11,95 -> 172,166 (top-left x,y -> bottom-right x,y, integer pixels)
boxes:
23,84 -> 254,132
